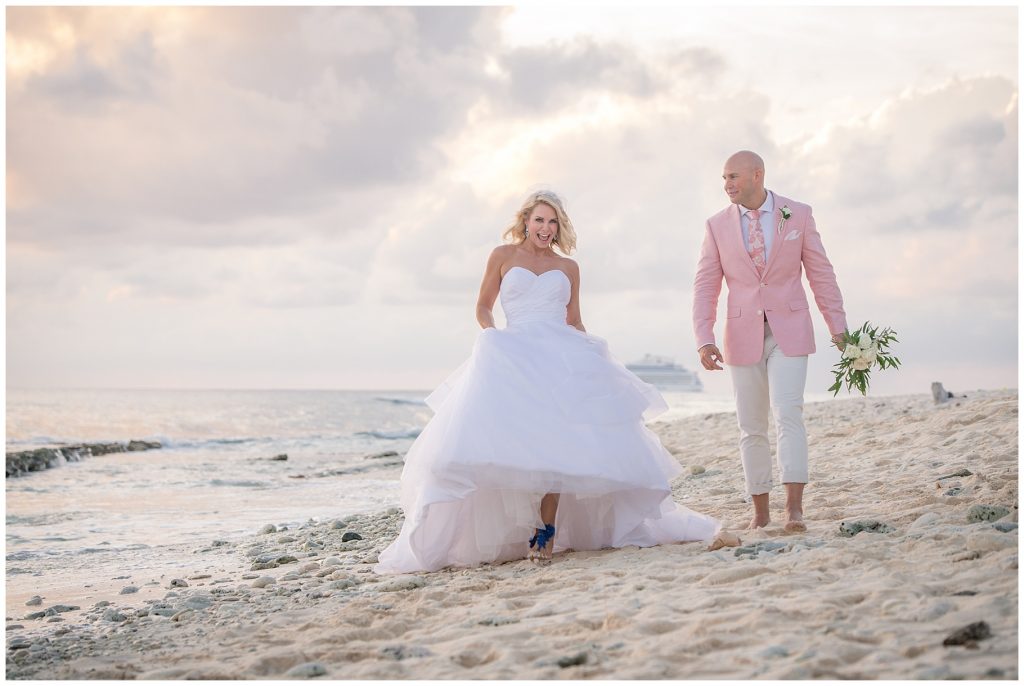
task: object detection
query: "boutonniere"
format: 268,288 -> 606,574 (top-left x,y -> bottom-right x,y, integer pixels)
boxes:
777,205 -> 792,235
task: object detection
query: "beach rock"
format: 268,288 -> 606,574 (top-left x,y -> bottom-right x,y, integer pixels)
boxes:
277,536 -> 296,543
931,382 -> 958,404
758,645 -> 791,659
267,454 -> 288,461
342,532 -> 363,542
943,621 -> 992,646
188,573 -> 212,580
127,440 -> 162,451
478,616 -> 520,626
24,611 -> 47,620
46,604 -> 80,614
252,577 -> 276,588
8,637 -> 31,650
689,465 -> 706,475
381,645 -> 433,660
839,520 -> 894,537
149,604 -> 177,617
181,595 -> 213,610
299,562 -> 320,573
24,596 -> 42,607
967,505 -> 1011,523
944,487 -> 964,496
322,557 -> 342,567
330,520 -> 345,529
365,450 -> 399,460
938,468 -> 973,479
377,576 -> 426,592
120,586 -> 139,595
953,551 -> 981,562
168,579 -> 189,588
908,512 -> 942,532
259,524 -> 278,535
6,625 -> 24,631
734,540 -> 789,559
101,609 -> 127,622
251,562 -> 279,571
556,652 -> 589,668
286,662 -> 328,678
276,555 -> 299,565
6,441 -> 162,478
993,522 -> 1018,533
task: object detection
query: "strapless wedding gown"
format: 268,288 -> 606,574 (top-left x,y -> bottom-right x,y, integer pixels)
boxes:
375,266 -> 720,574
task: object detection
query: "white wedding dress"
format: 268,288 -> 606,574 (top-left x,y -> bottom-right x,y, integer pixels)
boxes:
375,266 -> 720,574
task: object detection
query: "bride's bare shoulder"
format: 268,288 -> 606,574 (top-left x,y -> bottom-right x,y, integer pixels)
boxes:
559,256 -> 580,275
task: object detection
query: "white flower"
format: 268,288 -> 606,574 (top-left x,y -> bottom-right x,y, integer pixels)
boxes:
777,205 -> 792,235
861,346 -> 878,366
853,357 -> 871,371
859,334 -> 874,350
843,344 -> 862,360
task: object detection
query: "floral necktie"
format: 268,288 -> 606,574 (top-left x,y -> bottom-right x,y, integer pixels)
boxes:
747,209 -> 766,273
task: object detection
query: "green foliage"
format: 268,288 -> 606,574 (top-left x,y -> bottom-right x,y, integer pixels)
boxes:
828,321 -> 901,397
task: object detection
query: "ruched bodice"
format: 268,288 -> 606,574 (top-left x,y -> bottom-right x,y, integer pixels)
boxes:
499,266 -> 571,326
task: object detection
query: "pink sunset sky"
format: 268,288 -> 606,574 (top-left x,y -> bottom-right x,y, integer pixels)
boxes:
6,5 -> 1018,396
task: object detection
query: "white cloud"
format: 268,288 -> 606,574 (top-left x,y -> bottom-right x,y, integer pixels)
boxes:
6,6 -> 1017,395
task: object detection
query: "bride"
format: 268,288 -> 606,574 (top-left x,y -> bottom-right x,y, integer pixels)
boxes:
375,191 -> 731,574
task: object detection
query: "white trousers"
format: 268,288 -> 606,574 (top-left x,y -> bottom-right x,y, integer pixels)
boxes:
728,321 -> 808,495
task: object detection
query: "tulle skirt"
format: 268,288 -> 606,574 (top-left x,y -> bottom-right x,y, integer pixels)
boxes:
374,320 -> 720,574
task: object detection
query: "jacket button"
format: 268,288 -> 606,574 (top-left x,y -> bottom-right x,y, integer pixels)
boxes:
760,283 -> 767,287
757,309 -> 763,316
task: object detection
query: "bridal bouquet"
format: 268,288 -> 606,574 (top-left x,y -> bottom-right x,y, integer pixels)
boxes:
828,322 -> 901,396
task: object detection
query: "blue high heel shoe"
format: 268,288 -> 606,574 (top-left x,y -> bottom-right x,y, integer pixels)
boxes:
528,523 -> 556,563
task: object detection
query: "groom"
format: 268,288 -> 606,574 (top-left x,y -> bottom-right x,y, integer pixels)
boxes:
692,151 -> 847,532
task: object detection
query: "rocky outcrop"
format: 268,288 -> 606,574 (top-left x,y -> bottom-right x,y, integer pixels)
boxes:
6,441 -> 163,478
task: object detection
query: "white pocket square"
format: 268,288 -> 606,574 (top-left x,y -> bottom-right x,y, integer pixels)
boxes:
784,229 -> 801,241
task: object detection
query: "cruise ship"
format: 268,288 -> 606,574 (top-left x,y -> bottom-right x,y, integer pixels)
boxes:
625,354 -> 703,392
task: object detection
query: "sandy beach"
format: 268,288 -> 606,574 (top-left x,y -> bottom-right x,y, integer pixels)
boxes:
6,389 -> 1017,680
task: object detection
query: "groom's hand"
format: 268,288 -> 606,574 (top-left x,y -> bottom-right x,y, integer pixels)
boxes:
830,333 -> 846,351
699,344 -> 724,371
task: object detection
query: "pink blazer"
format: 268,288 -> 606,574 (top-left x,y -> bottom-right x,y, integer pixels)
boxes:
692,194 -> 847,366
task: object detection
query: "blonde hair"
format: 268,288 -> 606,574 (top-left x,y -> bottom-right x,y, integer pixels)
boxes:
501,190 -> 577,255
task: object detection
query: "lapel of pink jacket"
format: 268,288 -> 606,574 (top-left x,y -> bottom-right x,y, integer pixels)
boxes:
763,192 -> 788,275
727,203 -> 761,279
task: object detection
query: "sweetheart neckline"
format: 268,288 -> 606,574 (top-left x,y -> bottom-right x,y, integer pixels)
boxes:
502,265 -> 571,282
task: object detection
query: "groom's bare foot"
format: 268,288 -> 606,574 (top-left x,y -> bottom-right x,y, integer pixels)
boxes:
746,516 -> 771,530
783,509 -> 806,533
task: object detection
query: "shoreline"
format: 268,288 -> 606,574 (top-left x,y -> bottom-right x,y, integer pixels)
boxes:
6,389 -> 1018,679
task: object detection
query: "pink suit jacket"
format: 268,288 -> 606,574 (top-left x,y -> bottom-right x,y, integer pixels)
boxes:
692,194 -> 847,366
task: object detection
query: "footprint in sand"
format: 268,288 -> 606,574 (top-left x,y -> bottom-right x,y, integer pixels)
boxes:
698,566 -> 774,586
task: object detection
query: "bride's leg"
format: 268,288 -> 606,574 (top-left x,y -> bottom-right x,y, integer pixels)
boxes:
537,493 -> 560,561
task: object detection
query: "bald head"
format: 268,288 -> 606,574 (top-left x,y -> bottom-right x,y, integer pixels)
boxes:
722,150 -> 767,208
726,150 -> 765,173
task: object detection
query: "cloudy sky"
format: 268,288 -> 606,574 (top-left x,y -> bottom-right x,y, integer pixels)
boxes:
6,5 -> 1018,397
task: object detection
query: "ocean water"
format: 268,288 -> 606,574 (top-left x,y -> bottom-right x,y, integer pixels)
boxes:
5,388 -> 738,603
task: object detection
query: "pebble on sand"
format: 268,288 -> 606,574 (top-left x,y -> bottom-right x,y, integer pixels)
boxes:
286,661 -> 328,677
839,520 -> 895,537
967,505 -> 1012,523
943,621 -> 992,646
